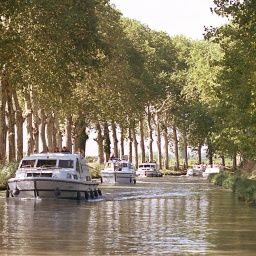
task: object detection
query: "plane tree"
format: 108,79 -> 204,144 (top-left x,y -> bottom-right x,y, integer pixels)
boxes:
183,40 -> 224,165
205,0 -> 256,167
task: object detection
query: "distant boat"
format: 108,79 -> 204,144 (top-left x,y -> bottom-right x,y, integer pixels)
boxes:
136,162 -> 162,177
202,164 -> 223,177
101,155 -> 136,184
7,153 -> 101,200
186,164 -> 204,176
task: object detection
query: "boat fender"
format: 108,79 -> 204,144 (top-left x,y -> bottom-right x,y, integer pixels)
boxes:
98,189 -> 102,197
6,190 -> 10,198
100,177 -> 103,183
133,179 -> 136,184
13,187 -> 20,196
54,187 -> 61,196
77,191 -> 81,200
90,190 -> 94,199
130,177 -> 132,183
85,191 -> 89,201
93,189 -> 98,198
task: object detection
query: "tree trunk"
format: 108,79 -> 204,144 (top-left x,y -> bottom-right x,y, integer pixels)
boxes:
132,126 -> 138,169
139,118 -> 145,163
111,120 -> 118,158
163,124 -> 169,170
32,110 -> 40,153
6,84 -> 16,162
94,122 -> 104,164
39,108 -> 47,153
54,116 -> 62,150
232,153 -> 237,171
156,112 -> 162,169
46,112 -> 55,152
207,143 -> 213,166
13,90 -> 24,160
0,65 -> 7,164
128,127 -> 132,162
65,115 -> 72,152
25,89 -> 34,155
184,139 -> 188,170
221,155 -> 225,167
173,125 -> 179,170
120,127 -> 124,158
103,122 -> 110,162
198,143 -> 202,164
147,105 -> 153,162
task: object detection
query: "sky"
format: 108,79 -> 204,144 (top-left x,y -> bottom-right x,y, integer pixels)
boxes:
109,0 -> 228,40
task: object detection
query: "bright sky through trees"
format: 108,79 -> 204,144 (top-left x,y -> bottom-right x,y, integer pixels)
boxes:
109,0 -> 228,39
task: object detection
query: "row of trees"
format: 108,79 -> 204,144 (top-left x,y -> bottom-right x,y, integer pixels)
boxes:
0,0 -> 255,170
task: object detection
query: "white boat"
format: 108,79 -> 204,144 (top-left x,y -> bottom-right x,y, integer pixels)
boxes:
101,155 -> 136,184
186,164 -> 204,176
136,162 -> 162,177
7,153 -> 101,200
202,164 -> 223,177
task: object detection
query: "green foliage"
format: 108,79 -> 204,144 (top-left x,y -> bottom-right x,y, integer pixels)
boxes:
205,0 -> 256,159
87,163 -> 104,179
0,162 -> 19,190
209,173 -> 256,203
208,172 -> 235,189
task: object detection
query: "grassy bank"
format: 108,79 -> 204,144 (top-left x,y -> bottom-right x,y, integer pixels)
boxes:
208,172 -> 256,203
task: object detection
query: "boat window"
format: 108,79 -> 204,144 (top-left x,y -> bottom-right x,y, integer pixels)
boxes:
121,163 -> 128,168
36,159 -> 57,167
59,160 -> 74,168
20,160 -> 36,168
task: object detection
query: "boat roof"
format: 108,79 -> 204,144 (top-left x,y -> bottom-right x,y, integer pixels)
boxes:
105,158 -> 134,165
21,153 -> 84,161
139,162 -> 158,165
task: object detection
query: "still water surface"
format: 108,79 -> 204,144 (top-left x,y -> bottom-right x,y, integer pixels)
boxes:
1,176 -> 256,255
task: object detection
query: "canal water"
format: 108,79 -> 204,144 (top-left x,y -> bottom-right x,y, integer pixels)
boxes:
1,176 -> 256,255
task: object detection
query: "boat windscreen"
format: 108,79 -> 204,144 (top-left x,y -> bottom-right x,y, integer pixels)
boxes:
139,164 -> 151,168
121,163 -> 128,167
59,160 -> 74,168
20,159 -> 36,168
36,159 -> 57,167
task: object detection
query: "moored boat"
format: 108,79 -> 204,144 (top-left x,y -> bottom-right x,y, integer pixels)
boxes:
202,164 -> 223,178
100,155 -> 136,184
136,162 -> 162,177
7,153 -> 101,200
186,164 -> 206,176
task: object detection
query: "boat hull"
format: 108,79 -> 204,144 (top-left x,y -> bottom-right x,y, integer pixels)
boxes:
136,171 -> 162,177
202,167 -> 221,178
7,177 -> 99,200
101,172 -> 136,184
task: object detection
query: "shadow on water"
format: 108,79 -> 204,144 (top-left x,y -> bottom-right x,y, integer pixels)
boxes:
1,176 -> 256,255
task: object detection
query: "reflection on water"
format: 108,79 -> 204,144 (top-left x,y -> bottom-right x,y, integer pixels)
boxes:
1,176 -> 256,255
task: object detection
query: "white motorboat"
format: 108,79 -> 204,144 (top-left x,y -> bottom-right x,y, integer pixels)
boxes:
101,155 -> 136,184
7,153 -> 101,200
136,162 -> 162,177
202,164 -> 223,177
186,164 -> 204,176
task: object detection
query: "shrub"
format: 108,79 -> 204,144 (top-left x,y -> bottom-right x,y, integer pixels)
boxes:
87,163 -> 104,179
0,162 -> 19,190
233,178 -> 256,202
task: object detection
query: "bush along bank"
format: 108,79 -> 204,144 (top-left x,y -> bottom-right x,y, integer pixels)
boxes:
0,162 -> 19,190
208,172 -> 256,203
